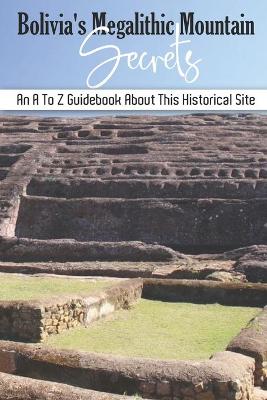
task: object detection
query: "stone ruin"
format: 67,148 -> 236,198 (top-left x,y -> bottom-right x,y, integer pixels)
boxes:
0,113 -> 266,399
0,113 -> 266,279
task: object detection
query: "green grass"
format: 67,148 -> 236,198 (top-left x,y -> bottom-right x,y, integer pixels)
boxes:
45,299 -> 260,360
0,274 -> 113,301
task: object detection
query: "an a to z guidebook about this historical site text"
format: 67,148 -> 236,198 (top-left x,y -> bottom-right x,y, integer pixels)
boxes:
0,1 -> 266,399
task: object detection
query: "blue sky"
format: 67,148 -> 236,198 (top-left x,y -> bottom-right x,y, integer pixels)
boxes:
0,0 -> 266,115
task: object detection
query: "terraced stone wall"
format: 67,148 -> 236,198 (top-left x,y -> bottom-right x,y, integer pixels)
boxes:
15,196 -> 266,252
0,114 -> 265,254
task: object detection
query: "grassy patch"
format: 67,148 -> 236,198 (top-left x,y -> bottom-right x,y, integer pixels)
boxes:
0,274 -> 113,301
45,299 -> 260,360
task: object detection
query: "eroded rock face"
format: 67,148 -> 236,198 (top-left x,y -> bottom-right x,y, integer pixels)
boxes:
206,271 -> 246,283
0,372 -> 131,400
0,114 -> 266,279
234,246 -> 267,282
227,306 -> 267,386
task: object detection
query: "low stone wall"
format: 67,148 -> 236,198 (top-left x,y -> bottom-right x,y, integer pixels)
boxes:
143,279 -> 267,307
0,279 -> 142,342
0,372 -> 131,400
0,342 -> 255,400
227,306 -> 267,387
0,237 -> 177,262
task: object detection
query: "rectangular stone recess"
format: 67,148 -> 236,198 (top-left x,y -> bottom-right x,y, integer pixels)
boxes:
45,299 -> 260,362
15,196 -> 267,252
0,279 -> 264,399
0,145 -> 31,154
0,279 -> 142,342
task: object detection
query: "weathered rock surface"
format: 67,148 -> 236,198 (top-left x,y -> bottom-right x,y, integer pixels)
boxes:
0,341 -> 255,400
254,387 -> 267,400
0,114 -> 266,280
0,237 -> 178,262
206,270 -> 246,282
227,306 -> 267,386
235,246 -> 267,282
0,372 -> 132,399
